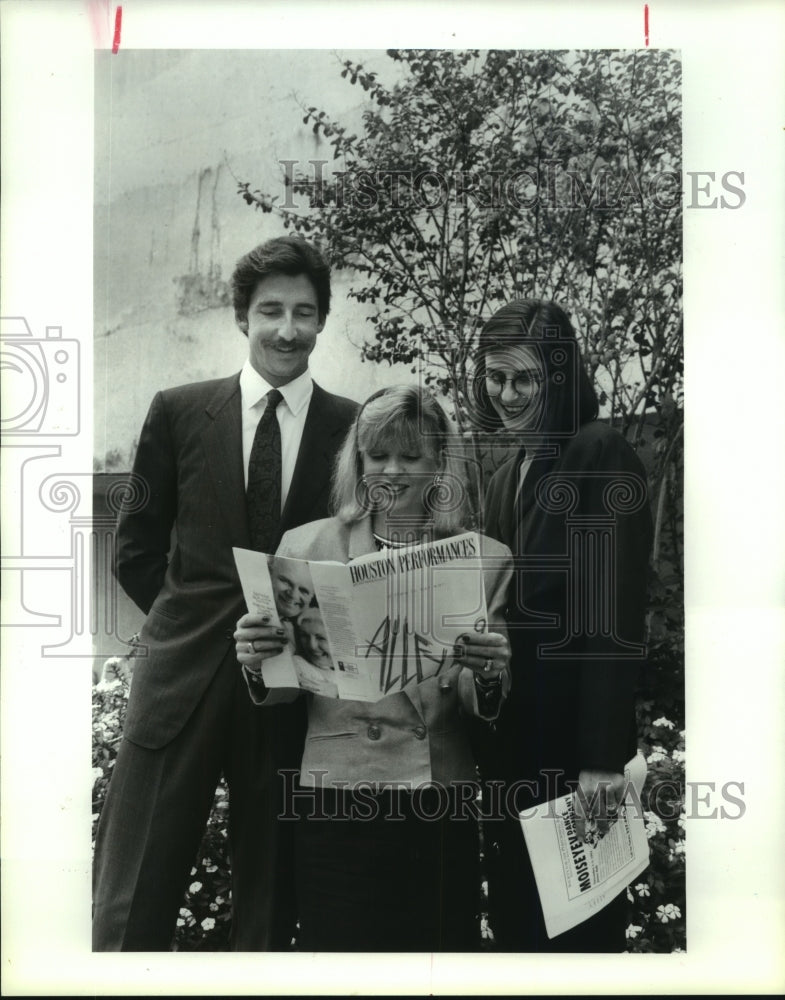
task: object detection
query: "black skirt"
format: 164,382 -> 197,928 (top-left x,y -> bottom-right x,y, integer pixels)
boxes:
293,785 -> 481,952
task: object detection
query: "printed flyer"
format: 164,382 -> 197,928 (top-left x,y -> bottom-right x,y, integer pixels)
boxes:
520,753 -> 650,938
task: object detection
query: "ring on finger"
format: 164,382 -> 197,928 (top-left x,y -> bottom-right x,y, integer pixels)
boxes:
247,641 -> 255,655
483,657 -> 494,673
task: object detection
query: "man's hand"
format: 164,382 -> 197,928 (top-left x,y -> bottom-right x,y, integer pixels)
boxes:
234,613 -> 288,669
573,768 -> 625,845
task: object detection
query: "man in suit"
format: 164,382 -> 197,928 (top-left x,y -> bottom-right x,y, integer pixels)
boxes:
92,237 -> 358,951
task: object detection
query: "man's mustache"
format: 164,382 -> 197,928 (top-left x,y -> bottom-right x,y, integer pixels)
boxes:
268,339 -> 307,349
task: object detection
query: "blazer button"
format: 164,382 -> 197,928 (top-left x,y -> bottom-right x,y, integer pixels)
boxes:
367,723 -> 381,741
413,726 -> 426,740
224,629 -> 234,640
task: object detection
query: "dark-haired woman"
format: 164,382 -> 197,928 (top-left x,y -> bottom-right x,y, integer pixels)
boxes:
471,300 -> 653,952
235,385 -> 513,951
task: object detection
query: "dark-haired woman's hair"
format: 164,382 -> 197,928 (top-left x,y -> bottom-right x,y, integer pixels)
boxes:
471,299 -> 598,434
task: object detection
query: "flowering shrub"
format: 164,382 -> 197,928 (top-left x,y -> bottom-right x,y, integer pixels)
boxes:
627,516 -> 686,953
175,817 -> 232,951
92,671 -> 233,951
92,674 -> 129,832
626,703 -> 686,953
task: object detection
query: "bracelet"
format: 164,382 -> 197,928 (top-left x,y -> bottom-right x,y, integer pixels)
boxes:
474,672 -> 503,689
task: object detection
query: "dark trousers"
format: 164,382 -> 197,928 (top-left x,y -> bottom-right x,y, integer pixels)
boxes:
92,645 -> 299,951
294,786 -> 481,952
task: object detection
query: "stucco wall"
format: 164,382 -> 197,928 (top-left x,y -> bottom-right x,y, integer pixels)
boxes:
94,49 -> 411,468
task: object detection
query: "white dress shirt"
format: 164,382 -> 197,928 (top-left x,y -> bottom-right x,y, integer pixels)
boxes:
239,362 -> 313,510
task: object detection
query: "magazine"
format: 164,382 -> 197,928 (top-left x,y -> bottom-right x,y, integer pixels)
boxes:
520,753 -> 650,938
233,531 -> 489,701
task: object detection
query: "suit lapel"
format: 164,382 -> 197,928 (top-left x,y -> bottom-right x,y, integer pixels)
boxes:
202,374 -> 251,549
496,454 -> 521,546
280,382 -> 344,535
347,519 -> 375,560
510,443 -> 562,555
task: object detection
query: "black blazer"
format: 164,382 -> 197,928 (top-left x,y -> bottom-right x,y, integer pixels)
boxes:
482,420 -> 653,795
115,374 -> 358,749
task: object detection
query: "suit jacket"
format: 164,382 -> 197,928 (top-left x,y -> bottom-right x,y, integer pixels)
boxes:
115,374 -> 358,749
254,517 -> 513,789
482,420 -> 653,792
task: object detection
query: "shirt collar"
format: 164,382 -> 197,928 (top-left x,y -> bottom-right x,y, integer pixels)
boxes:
239,362 -> 313,416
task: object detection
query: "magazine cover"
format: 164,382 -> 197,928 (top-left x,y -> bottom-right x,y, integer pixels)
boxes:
234,532 -> 488,701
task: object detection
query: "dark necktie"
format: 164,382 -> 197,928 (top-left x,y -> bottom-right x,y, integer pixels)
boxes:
246,388 -> 283,553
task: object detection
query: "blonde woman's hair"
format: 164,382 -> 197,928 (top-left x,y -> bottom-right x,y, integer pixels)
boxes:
330,385 -> 468,534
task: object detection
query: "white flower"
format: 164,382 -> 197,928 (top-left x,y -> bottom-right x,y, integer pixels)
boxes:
188,881 -> 202,894
95,677 -> 123,692
672,749 -> 686,765
634,882 -> 651,897
626,887 -> 634,903
480,916 -> 494,941
201,917 -> 215,931
209,903 -> 219,912
176,918 -> 185,927
647,746 -> 667,764
656,903 -> 681,922
204,863 -> 218,873
625,924 -> 643,939
215,895 -> 225,905
652,717 -> 675,729
92,767 -> 105,783
678,815 -> 686,830
644,811 -> 666,838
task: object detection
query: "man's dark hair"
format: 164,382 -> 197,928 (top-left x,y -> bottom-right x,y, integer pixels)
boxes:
231,236 -> 332,329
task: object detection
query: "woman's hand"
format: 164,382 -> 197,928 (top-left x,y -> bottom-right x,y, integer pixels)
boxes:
234,612 -> 288,669
453,630 -> 510,682
573,769 -> 626,844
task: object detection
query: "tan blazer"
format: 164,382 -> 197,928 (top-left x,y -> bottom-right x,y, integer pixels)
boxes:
247,517 -> 513,789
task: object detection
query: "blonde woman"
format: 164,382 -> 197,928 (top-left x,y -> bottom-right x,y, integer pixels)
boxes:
235,385 -> 512,951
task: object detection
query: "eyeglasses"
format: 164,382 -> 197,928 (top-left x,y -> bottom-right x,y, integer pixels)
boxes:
484,370 -> 542,397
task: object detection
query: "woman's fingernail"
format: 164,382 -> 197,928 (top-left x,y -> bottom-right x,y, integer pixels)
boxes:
275,627 -> 286,636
